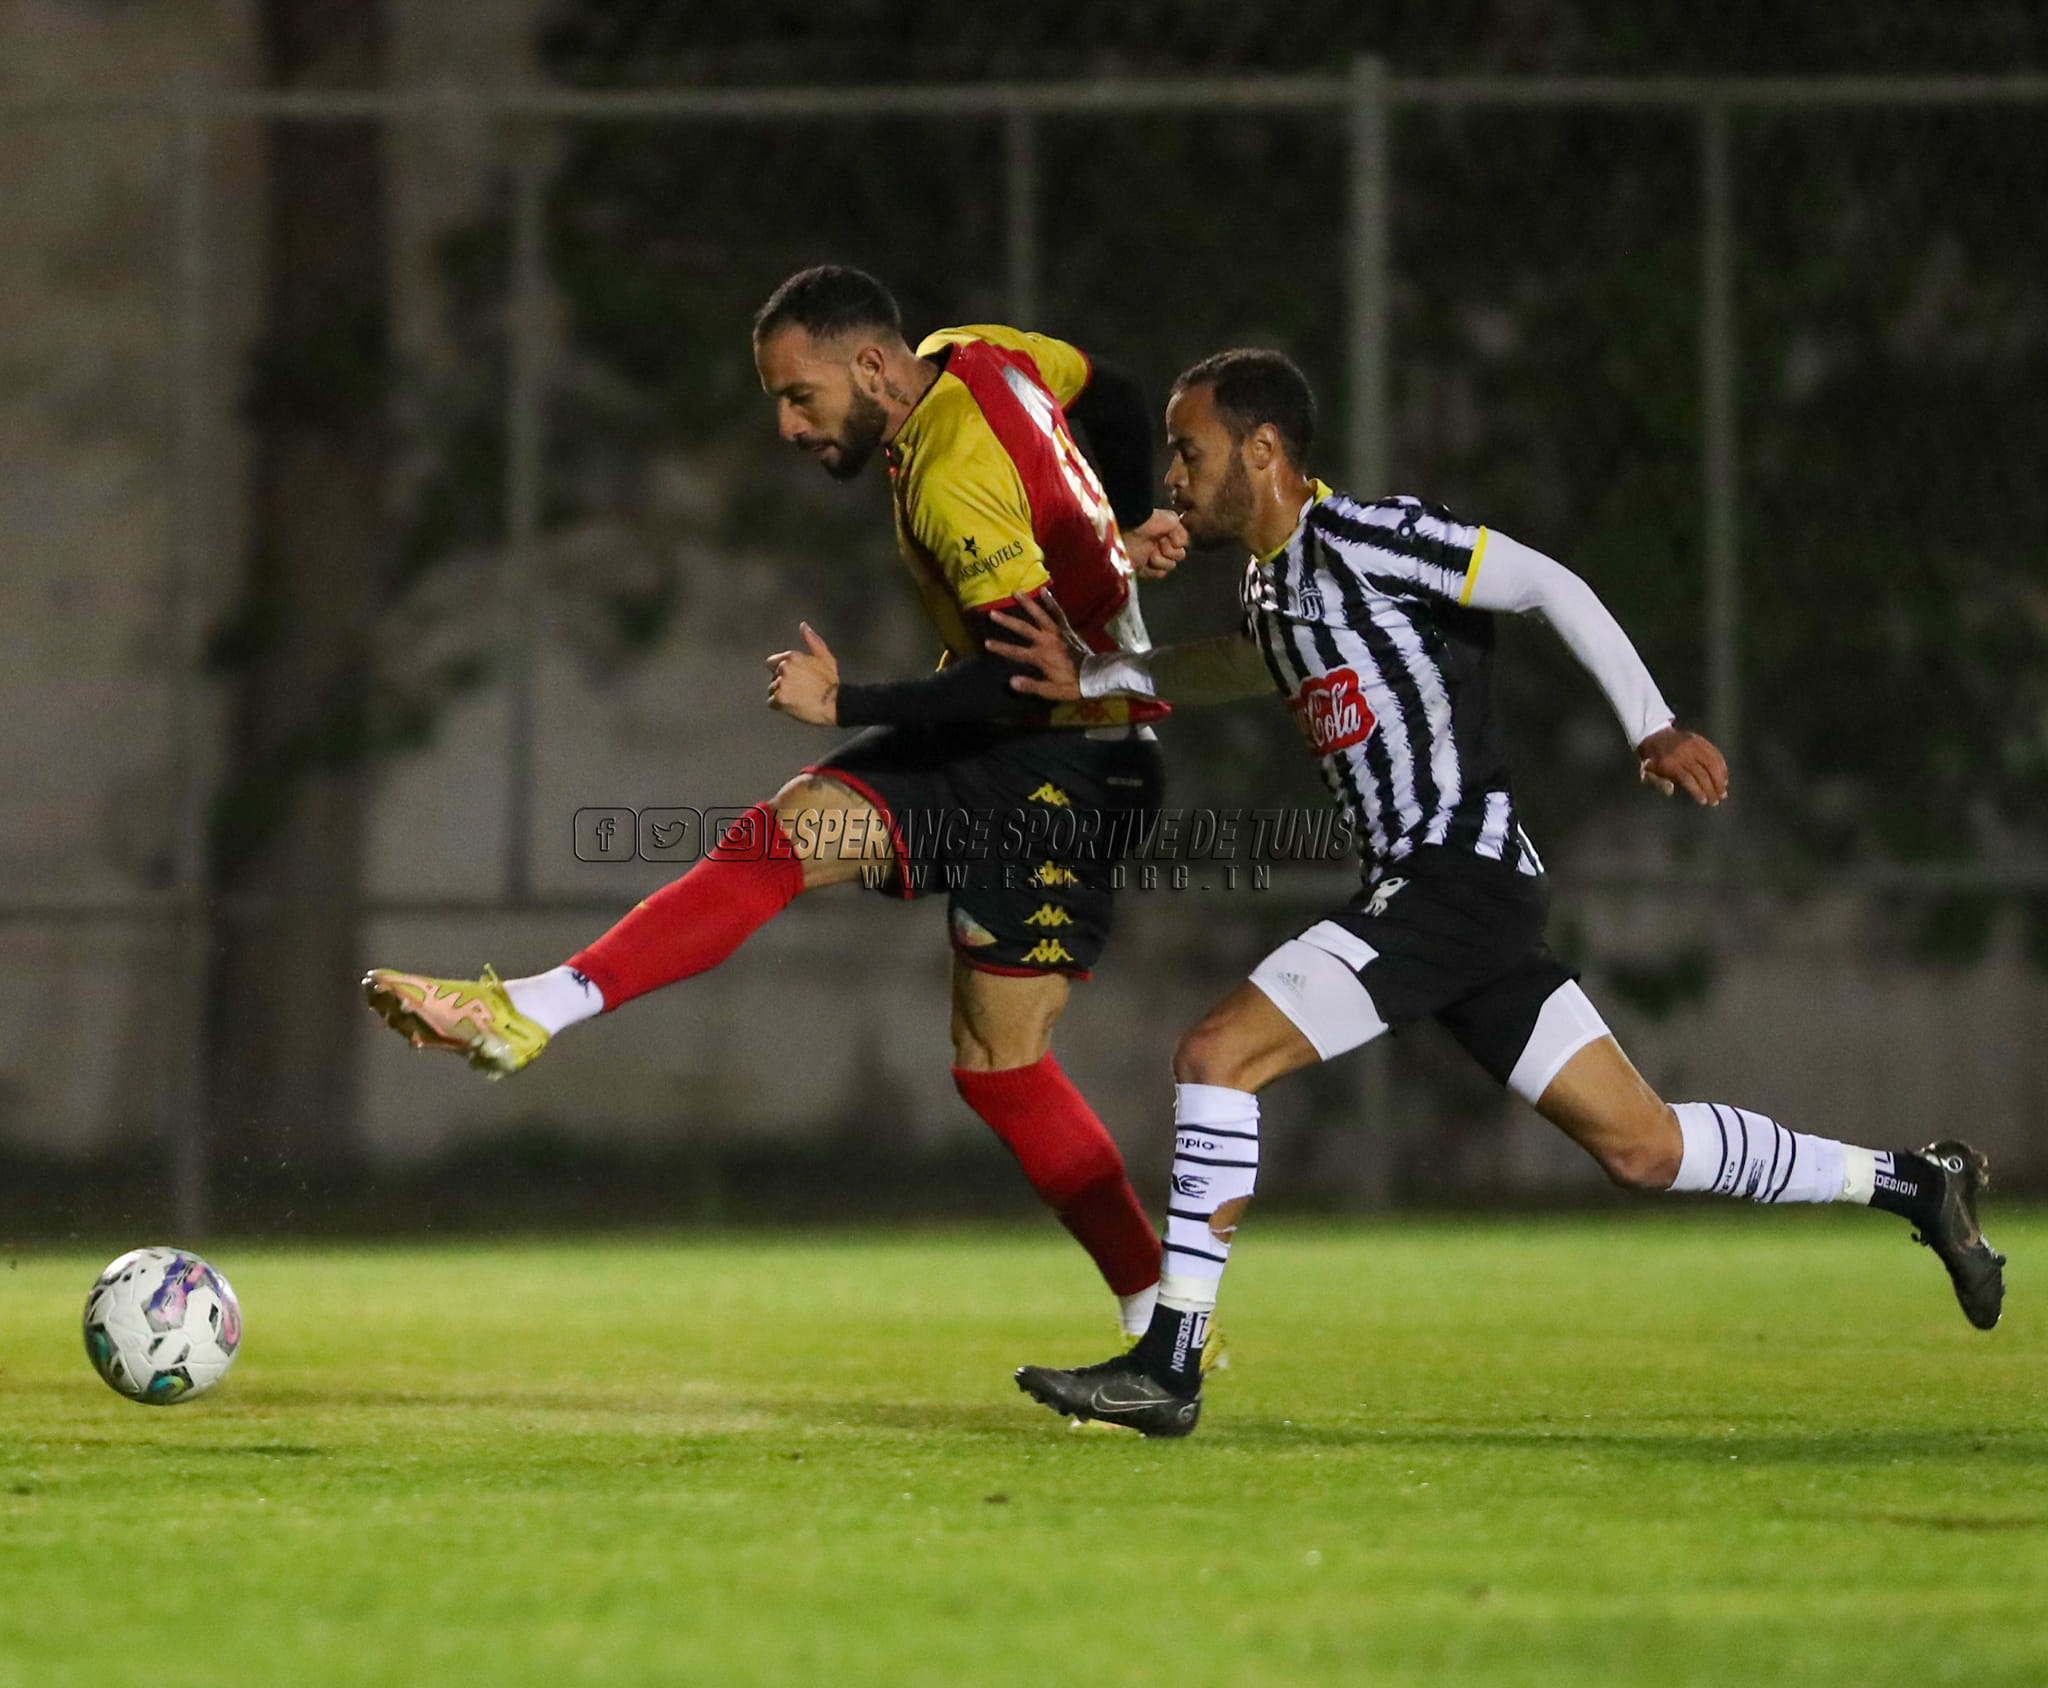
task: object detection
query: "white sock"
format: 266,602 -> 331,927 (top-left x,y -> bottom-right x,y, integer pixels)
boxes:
1669,1102 -> 1864,1204
1159,1083 -> 1260,1313
503,965 -> 605,1036
1117,1283 -> 1158,1338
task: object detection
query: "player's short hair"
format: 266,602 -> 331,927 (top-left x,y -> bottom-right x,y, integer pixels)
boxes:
1172,348 -> 1317,466
753,265 -> 904,345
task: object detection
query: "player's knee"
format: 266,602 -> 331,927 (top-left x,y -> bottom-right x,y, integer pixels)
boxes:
950,1010 -> 1056,1074
1173,1017 -> 1251,1089
950,1023 -> 1001,1071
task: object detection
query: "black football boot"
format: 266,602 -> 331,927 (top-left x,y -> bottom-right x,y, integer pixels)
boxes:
1014,1354 -> 1202,1438
1910,1139 -> 2005,1330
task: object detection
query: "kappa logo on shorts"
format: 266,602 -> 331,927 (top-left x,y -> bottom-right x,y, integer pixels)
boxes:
1021,938 -> 1077,966
1032,862 -> 1080,888
1026,782 -> 1071,807
1023,904 -> 1073,928
1290,668 -> 1377,755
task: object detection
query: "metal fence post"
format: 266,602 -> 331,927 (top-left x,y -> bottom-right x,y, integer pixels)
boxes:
1346,54 -> 1397,1168
167,82 -> 213,1238
1005,109 -> 1039,327
1700,99 -> 1742,785
1346,54 -> 1392,494
503,126 -> 551,903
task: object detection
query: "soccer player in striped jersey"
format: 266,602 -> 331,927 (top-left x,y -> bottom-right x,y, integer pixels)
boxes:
1000,348 -> 2005,1436
362,266 -> 1197,1344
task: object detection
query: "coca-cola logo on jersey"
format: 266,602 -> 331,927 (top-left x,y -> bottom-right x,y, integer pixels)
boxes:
1290,668 -> 1377,754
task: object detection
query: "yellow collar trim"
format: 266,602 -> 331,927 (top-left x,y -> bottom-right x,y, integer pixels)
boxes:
1256,479 -> 1334,564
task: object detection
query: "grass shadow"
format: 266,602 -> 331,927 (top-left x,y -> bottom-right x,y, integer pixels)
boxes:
1208,1420 -> 2048,1467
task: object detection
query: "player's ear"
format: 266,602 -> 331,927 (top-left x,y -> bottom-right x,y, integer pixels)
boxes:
1245,422 -> 1281,472
849,339 -> 888,393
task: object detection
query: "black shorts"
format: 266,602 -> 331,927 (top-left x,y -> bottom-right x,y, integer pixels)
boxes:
807,723 -> 1164,979
1247,848 -> 1608,1101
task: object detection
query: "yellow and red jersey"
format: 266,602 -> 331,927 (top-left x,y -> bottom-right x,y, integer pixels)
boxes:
886,323 -> 1161,727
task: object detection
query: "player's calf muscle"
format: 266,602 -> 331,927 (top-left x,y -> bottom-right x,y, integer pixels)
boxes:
1535,1040 -> 1683,1190
1580,1121 -> 1684,1192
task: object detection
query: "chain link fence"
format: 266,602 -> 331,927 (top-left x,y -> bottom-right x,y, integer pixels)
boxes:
4,67 -> 2046,1232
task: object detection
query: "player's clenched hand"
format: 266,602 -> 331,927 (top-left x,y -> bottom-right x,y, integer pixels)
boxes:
1121,508 -> 1189,581
985,595 -> 1084,702
765,622 -> 840,725
1637,725 -> 1729,806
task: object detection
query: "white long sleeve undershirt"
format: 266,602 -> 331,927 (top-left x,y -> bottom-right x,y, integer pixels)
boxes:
1079,633 -> 1274,706
1461,530 -> 1675,749
1079,528 -> 1676,753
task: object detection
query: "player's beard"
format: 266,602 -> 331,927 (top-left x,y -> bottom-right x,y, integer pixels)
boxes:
1184,447 -> 1256,547
822,386 -> 889,481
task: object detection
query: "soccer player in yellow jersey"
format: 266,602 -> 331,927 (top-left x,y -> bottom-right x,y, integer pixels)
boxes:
365,266 -> 1191,1339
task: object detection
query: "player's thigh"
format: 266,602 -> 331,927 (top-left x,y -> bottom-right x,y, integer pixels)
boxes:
1173,978 -> 1323,1093
768,773 -> 892,889
949,955 -> 1070,1071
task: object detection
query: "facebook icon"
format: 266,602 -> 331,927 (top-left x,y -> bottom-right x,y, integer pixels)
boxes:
573,807 -> 637,863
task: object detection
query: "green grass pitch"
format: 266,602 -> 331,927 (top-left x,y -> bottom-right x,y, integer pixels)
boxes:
2,1213 -> 2043,1687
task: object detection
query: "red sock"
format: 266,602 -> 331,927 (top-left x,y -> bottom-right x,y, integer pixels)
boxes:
568,803 -> 805,1010
953,1055 -> 1162,1296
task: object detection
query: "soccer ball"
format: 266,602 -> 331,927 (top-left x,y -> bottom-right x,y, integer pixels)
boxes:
82,1247 -> 242,1405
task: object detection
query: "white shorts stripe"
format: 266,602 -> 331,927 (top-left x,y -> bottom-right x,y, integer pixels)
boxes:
1248,938 -> 1388,1062
1297,919 -> 1379,972
1505,981 -> 1610,1105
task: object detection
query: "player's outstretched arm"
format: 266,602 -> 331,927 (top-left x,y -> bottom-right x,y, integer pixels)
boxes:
984,597 -> 1085,699
987,595 -> 1273,707
765,619 -> 1047,727
1464,530 -> 1728,805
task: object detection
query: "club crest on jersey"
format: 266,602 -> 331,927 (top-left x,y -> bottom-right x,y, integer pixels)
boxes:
1290,668 -> 1377,755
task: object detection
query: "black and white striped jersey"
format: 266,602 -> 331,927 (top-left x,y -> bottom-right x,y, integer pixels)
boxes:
1241,485 -> 1545,877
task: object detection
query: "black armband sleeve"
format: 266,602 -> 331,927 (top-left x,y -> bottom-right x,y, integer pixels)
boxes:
835,649 -> 1037,728
1066,357 -> 1156,531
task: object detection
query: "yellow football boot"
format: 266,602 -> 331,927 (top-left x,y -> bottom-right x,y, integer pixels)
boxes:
360,964 -> 549,1079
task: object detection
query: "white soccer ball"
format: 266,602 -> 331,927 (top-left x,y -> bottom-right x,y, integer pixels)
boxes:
82,1247 -> 242,1405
